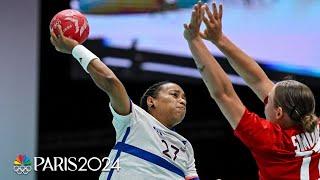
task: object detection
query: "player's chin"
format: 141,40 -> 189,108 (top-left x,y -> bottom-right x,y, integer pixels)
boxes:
175,112 -> 186,123
172,118 -> 184,127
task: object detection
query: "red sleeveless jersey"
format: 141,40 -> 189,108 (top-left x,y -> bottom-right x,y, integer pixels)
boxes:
235,109 -> 320,180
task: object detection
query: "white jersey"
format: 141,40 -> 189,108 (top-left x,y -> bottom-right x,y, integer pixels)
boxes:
99,102 -> 199,180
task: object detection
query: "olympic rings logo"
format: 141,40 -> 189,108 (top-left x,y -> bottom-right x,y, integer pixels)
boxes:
13,165 -> 32,175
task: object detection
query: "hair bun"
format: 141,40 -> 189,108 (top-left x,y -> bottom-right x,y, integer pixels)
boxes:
301,114 -> 319,133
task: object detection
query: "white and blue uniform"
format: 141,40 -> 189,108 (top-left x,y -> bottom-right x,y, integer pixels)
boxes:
99,102 -> 199,180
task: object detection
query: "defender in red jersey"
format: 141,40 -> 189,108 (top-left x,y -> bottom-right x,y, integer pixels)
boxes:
184,2 -> 319,180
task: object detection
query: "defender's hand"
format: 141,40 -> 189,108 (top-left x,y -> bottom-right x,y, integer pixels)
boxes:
202,3 -> 224,44
183,2 -> 205,42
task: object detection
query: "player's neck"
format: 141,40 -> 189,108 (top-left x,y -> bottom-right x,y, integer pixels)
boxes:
275,115 -> 297,129
150,111 -> 176,129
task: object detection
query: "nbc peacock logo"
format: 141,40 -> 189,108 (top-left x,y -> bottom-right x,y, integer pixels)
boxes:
13,154 -> 32,175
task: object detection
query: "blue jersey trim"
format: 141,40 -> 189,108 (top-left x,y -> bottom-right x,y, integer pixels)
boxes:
107,127 -> 131,180
113,142 -> 185,178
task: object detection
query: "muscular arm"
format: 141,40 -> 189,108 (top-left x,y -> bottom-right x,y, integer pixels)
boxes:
187,37 -> 245,129
201,3 -> 274,101
184,3 -> 245,128
50,27 -> 130,115
87,59 -> 130,115
215,35 -> 274,101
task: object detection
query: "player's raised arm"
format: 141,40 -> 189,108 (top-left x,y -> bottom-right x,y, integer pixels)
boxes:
200,3 -> 274,102
184,3 -> 245,129
50,27 -> 130,115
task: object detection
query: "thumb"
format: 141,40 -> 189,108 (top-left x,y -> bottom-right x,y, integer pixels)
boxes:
199,32 -> 208,40
55,46 -> 62,52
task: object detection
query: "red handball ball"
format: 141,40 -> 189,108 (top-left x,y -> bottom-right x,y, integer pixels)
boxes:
50,9 -> 89,44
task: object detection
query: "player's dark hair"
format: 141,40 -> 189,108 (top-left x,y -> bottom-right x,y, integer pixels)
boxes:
273,80 -> 318,132
140,81 -> 171,113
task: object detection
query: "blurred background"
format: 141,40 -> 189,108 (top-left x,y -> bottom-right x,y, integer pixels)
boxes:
1,0 -> 320,179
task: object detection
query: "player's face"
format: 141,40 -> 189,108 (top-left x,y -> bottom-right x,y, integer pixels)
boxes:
154,83 -> 187,127
264,85 -> 277,122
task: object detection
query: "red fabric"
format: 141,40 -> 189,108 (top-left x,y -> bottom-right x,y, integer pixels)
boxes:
234,109 -> 320,180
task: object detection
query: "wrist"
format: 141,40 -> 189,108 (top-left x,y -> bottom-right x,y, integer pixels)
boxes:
68,41 -> 79,54
71,45 -> 99,73
187,36 -> 202,43
214,34 -> 228,48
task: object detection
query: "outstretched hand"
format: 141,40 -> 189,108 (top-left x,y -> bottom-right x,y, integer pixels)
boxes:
183,2 -> 204,41
201,2 -> 224,44
50,26 -> 79,54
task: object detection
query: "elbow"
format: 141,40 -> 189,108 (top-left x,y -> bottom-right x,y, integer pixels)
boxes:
249,73 -> 270,85
209,87 -> 234,101
210,91 -> 226,100
208,82 -> 233,100
210,92 -> 235,106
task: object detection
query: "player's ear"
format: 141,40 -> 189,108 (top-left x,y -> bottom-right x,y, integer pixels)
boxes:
275,106 -> 284,120
147,96 -> 155,109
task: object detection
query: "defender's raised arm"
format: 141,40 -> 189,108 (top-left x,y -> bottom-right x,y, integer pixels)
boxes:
201,3 -> 274,101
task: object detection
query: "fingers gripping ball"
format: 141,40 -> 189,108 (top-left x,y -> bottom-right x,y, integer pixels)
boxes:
50,9 -> 89,44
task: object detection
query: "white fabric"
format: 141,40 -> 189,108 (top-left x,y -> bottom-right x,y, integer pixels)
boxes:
99,102 -> 198,180
71,45 -> 98,73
